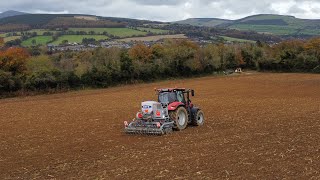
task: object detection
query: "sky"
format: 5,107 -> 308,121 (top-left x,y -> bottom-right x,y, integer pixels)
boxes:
1,0 -> 320,21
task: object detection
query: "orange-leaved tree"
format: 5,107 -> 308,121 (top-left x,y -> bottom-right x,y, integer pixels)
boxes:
150,44 -> 165,59
0,37 -> 4,47
0,47 -> 30,75
128,43 -> 152,63
305,38 -> 320,61
235,48 -> 245,67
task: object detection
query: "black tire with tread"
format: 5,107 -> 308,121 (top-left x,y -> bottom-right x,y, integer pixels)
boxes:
169,107 -> 188,131
192,110 -> 205,126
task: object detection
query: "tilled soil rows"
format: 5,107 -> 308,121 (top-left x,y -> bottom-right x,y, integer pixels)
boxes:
0,73 -> 319,179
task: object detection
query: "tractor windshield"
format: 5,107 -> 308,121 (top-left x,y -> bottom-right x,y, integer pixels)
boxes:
158,92 -> 177,104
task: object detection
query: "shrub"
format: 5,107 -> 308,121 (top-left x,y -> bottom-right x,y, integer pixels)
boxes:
0,70 -> 22,93
25,69 -> 80,91
25,70 -> 58,90
312,65 -> 320,73
81,67 -> 112,88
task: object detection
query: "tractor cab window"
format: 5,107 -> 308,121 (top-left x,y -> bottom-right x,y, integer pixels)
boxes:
176,91 -> 185,103
158,92 -> 177,104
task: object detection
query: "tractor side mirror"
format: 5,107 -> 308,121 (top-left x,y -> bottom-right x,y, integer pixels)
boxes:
191,90 -> 195,97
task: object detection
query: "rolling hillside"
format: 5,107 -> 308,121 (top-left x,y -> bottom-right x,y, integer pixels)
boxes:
176,14 -> 320,36
226,14 -> 320,36
0,14 -> 127,31
0,12 -> 174,47
1,12 -> 320,38
0,13 -> 165,32
2,12 -> 317,46
0,10 -> 27,19
175,18 -> 232,27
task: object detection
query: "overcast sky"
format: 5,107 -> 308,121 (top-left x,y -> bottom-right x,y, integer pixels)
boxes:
1,0 -> 320,21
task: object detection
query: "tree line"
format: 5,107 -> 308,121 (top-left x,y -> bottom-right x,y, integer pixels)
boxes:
0,38 -> 319,96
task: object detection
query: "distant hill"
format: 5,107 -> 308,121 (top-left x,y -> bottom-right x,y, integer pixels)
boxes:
224,14 -> 320,36
175,18 -> 232,27
0,10 -> 27,19
176,14 -> 320,37
0,14 -> 127,31
0,13 -> 163,32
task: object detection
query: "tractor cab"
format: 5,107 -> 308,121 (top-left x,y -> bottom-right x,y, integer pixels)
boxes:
157,88 -> 194,109
158,90 -> 185,104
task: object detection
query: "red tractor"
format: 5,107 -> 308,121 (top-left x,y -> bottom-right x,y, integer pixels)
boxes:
124,88 -> 205,135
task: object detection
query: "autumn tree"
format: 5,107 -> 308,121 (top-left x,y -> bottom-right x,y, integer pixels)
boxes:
269,40 -> 305,71
240,45 -> 255,69
120,51 -> 134,81
161,39 -> 200,76
0,47 -> 30,75
128,43 -> 152,63
202,44 -> 222,71
27,55 -> 55,73
305,38 -> 320,62
235,48 -> 245,67
217,43 -> 226,70
151,44 -> 165,59
0,37 -> 4,47
272,40 -> 304,60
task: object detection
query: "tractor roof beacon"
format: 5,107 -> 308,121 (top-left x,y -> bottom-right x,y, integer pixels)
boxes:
124,88 -> 205,135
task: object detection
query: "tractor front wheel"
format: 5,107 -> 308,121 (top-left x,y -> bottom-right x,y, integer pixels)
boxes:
169,107 -> 188,131
192,110 -> 205,126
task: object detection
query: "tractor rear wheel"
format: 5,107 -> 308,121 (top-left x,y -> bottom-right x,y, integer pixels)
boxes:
169,107 -> 188,130
192,110 -> 205,126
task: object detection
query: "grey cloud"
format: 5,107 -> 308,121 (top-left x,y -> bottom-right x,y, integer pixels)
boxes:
289,5 -> 307,14
210,0 -> 276,15
0,0 -> 320,21
129,0 -> 186,6
311,7 -> 320,13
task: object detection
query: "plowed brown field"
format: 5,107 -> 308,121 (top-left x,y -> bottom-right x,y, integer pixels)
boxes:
1,73 -> 319,179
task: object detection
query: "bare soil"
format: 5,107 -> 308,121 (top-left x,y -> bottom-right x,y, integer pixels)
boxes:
0,73 -> 319,179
